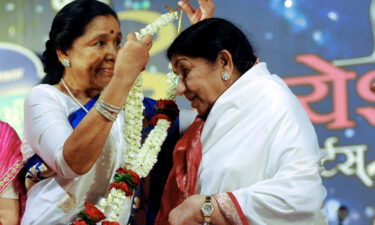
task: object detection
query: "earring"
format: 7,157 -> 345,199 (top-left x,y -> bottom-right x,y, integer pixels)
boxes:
62,58 -> 71,67
221,72 -> 230,81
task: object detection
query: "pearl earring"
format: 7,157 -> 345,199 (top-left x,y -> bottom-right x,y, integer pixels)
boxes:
62,58 -> 71,67
221,72 -> 230,81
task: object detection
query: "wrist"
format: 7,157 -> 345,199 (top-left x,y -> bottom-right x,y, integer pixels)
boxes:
111,73 -> 136,88
200,195 -> 214,225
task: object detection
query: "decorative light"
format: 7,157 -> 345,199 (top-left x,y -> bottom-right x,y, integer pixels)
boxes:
284,0 -> 293,8
35,4 -> 44,13
328,11 -> 339,21
264,32 -> 274,40
344,128 -> 355,138
365,206 -> 374,218
5,2 -> 15,11
312,30 -> 323,42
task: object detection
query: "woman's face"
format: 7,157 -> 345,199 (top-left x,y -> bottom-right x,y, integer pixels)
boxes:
172,55 -> 228,117
65,15 -> 122,90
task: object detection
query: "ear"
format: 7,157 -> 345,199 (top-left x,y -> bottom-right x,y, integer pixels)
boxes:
56,49 -> 68,63
216,49 -> 234,75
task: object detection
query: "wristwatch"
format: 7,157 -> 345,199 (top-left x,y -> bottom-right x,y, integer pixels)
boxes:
201,195 -> 214,225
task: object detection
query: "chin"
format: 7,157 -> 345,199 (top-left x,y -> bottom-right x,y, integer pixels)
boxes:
197,109 -> 209,118
197,105 -> 213,119
100,76 -> 112,87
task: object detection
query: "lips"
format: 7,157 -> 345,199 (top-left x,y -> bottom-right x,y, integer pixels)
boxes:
102,68 -> 114,73
98,67 -> 114,75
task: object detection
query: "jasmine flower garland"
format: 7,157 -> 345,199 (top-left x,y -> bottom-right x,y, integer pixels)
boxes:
165,63 -> 179,100
71,10 -> 180,224
124,10 -> 178,175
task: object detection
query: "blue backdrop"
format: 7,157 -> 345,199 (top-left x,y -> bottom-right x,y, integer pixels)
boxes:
0,0 -> 374,224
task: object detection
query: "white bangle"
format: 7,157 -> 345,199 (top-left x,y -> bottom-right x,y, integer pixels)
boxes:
98,98 -> 122,114
95,102 -> 118,122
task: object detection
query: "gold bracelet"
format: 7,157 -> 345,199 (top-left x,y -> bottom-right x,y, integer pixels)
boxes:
95,102 -> 118,122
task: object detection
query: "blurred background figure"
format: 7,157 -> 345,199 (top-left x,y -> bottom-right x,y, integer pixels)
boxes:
337,205 -> 349,225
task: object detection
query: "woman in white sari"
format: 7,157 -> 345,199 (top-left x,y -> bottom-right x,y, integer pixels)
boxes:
20,0 -> 214,224
156,18 -> 327,225
20,0 -> 153,224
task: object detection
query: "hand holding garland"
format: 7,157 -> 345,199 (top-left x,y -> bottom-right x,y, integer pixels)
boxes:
63,28 -> 153,176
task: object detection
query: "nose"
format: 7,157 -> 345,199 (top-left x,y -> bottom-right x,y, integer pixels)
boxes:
175,76 -> 186,96
106,44 -> 118,60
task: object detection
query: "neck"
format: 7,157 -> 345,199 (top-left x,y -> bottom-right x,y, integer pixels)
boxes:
60,75 -> 102,100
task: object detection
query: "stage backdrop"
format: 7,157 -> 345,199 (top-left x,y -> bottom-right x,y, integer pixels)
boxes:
0,0 -> 374,224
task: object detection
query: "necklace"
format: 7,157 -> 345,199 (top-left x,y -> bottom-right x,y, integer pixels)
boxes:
60,79 -> 89,113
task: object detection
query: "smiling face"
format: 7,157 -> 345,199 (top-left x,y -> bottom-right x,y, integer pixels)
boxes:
60,15 -> 122,91
172,54 -> 229,117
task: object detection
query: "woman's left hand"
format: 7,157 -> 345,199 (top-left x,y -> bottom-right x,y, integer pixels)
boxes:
169,194 -> 227,225
178,0 -> 215,24
169,195 -> 204,225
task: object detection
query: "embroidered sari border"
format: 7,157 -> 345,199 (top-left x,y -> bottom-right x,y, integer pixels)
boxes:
214,192 -> 250,225
0,160 -> 23,193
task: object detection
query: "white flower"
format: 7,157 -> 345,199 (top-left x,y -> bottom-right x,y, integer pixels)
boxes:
165,65 -> 179,99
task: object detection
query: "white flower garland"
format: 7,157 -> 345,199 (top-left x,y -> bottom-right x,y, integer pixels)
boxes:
95,11 -> 179,223
165,63 -> 179,100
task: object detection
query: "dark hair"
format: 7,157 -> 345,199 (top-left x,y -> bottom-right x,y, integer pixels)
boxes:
167,18 -> 257,75
41,0 -> 118,84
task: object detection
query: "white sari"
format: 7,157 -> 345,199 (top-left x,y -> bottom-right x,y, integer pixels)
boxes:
197,63 -> 327,225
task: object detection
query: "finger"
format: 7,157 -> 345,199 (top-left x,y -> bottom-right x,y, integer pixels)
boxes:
141,34 -> 153,44
141,34 -> 153,50
198,0 -> 214,8
178,1 -> 196,18
146,41 -> 153,51
126,32 -> 137,41
193,9 -> 202,23
198,0 -> 215,18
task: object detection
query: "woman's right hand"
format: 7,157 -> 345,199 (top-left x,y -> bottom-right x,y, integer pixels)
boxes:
178,0 -> 215,24
113,33 -> 153,84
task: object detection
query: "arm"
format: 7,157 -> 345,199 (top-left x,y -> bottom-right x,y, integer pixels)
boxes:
25,34 -> 153,177
168,142 -> 325,225
0,183 -> 19,225
0,198 -> 19,225
62,33 -> 153,175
